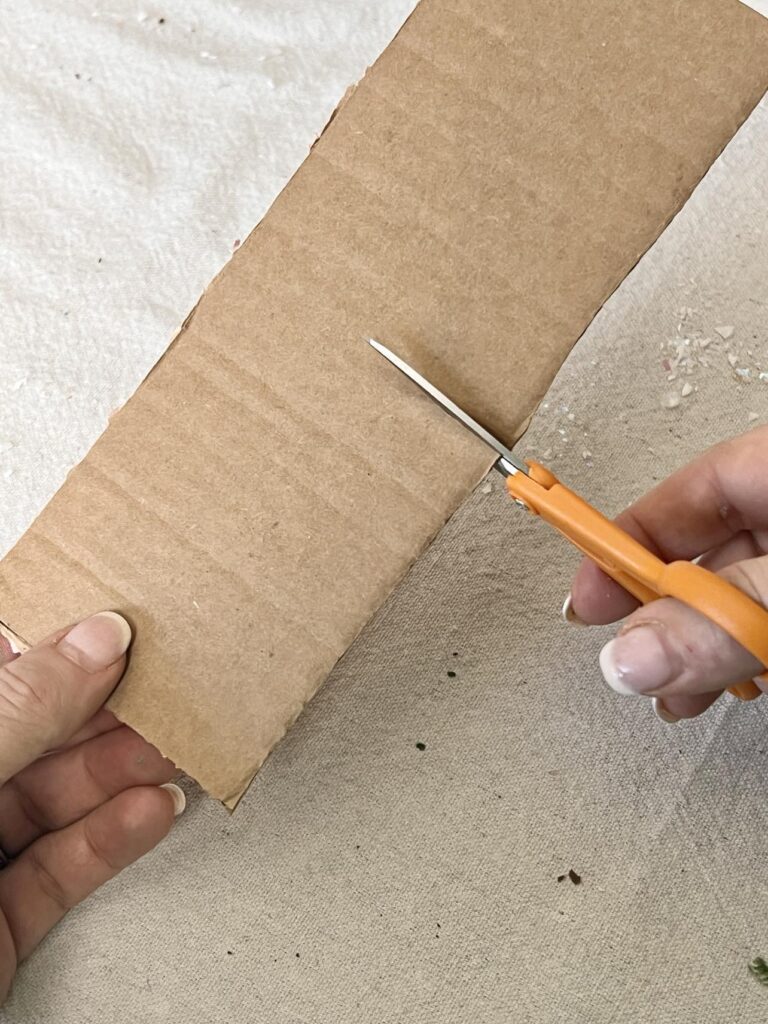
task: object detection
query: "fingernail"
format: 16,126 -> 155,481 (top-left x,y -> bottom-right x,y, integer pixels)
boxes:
652,697 -> 681,724
599,625 -> 678,696
58,611 -> 132,673
160,783 -> 186,817
562,593 -> 586,626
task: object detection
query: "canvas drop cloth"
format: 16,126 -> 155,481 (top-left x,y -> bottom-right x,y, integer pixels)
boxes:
2,2 -> 768,1022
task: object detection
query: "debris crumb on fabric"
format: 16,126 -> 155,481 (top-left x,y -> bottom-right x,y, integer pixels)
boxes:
715,325 -> 735,340
415,742 -> 426,751
481,481 -> 493,494
657,325 -> 713,410
748,412 -> 760,422
582,450 -> 592,461
556,869 -> 582,885
727,353 -> 739,368
749,957 -> 768,987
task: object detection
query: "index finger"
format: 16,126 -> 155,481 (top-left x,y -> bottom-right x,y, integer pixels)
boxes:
571,425 -> 768,624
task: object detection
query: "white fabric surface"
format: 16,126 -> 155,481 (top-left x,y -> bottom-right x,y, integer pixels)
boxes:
0,0 -> 415,554
2,3 -> 768,1023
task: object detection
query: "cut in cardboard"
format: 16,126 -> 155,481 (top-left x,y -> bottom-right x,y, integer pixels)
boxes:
1,0 -> 767,807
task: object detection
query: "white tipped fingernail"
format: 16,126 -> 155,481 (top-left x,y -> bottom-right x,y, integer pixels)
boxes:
562,593 -> 586,626
652,697 -> 681,724
599,640 -> 638,695
599,627 -> 677,696
161,783 -> 186,816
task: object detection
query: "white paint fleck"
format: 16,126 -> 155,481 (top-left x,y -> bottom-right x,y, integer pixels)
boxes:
748,412 -> 760,422
680,382 -> 693,397
716,325 -> 735,340
661,392 -> 681,409
727,353 -> 739,368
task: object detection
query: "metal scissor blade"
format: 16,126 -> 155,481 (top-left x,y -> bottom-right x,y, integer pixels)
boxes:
368,339 -> 528,476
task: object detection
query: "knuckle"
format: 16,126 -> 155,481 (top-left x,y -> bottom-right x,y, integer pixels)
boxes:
0,659 -> 56,724
83,818 -> 120,875
8,778 -> 49,834
29,850 -> 72,913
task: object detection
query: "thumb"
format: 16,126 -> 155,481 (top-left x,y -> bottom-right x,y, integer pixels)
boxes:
598,555 -> 768,704
0,612 -> 132,784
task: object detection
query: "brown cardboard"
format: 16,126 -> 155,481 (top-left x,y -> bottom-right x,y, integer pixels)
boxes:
1,0 -> 766,808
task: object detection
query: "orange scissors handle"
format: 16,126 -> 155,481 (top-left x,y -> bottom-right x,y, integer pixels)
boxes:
507,461 -> 768,702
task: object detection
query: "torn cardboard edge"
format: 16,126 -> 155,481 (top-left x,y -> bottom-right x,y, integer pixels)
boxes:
0,620 -> 28,655
1,0 -> 767,810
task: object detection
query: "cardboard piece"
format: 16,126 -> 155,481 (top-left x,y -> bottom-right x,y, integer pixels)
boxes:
1,0 -> 766,807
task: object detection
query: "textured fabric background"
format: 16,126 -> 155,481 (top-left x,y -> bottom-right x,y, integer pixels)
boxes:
2,2 -> 768,1022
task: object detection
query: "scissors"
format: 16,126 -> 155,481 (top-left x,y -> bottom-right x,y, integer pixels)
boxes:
369,339 -> 768,703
